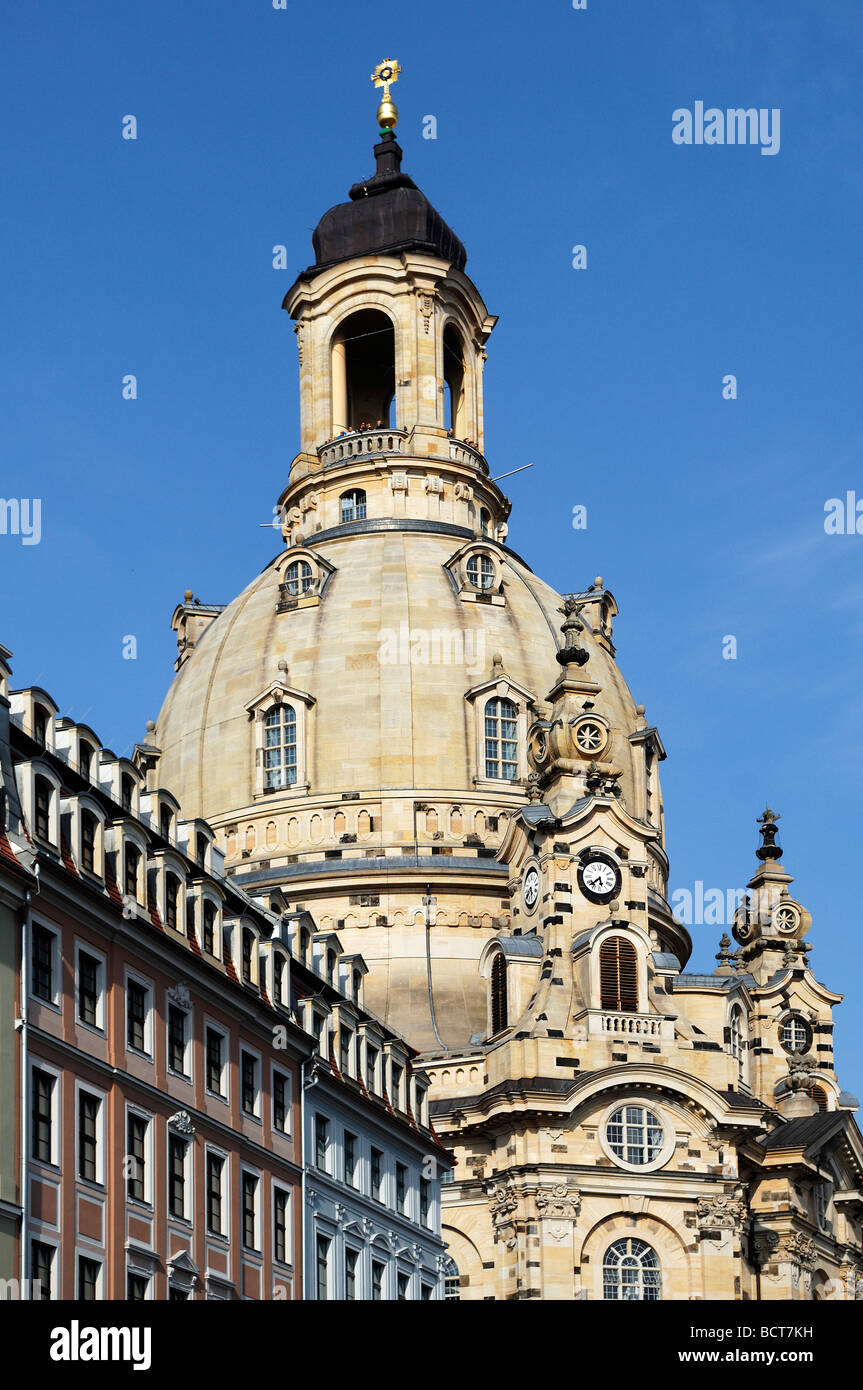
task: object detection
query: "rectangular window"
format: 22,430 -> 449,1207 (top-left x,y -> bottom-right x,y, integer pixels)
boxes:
202,902 -> 216,956
397,1271 -> 410,1301
168,1005 -> 189,1075
316,1233 -> 330,1301
242,930 -> 254,983
127,1113 -> 148,1203
414,1087 -> 425,1125
168,1134 -> 189,1220
339,1029 -> 352,1075
206,1151 -> 224,1236
420,1176 -> 430,1226
31,1068 -> 55,1164
77,950 -> 101,1028
314,1114 -> 330,1171
371,1147 -> 383,1202
396,1162 -> 407,1215
345,1247 -> 359,1300
274,953 -> 286,1004
78,1256 -> 100,1301
421,1282 -> 433,1301
34,779 -> 51,841
274,1187 -> 289,1265
165,875 -> 179,929
366,1046 -> 378,1093
390,1063 -> 402,1111
31,924 -> 55,1004
241,1051 -> 259,1117
206,1027 -> 225,1096
124,843 -> 139,900
344,1131 -> 357,1187
127,1273 -> 149,1301
31,1241 -> 53,1300
241,1171 -> 259,1250
272,1070 -> 290,1134
126,979 -> 150,1054
81,812 -> 97,872
371,1259 -> 384,1301
78,1090 -> 100,1183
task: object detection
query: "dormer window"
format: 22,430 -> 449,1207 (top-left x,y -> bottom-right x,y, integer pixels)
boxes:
80,742 -> 95,781
33,705 -> 48,747
274,952 -> 287,1006
339,1028 -> 353,1075
352,969 -> 362,1004
391,1063 -> 403,1111
326,948 -> 336,986
34,776 -> 52,842
366,1045 -> 378,1093
467,554 -> 495,591
490,953 -> 508,1034
285,560 -> 314,596
160,806 -> 173,841
81,811 -> 98,872
299,926 -> 310,965
196,832 -> 207,867
121,774 -> 134,813
242,928 -> 255,984
484,698 -> 518,780
124,844 -> 140,902
202,901 -> 216,956
264,706 -> 297,790
165,874 -> 180,930
340,489 -> 367,523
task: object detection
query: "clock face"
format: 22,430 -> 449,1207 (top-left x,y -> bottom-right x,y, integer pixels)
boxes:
578,854 -> 621,904
523,866 -> 540,912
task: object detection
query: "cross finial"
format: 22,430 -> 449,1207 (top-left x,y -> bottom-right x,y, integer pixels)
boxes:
371,59 -> 401,132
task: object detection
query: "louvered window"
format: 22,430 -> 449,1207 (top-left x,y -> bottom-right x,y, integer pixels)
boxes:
491,953 -> 508,1034
599,937 -> 638,1012
809,1085 -> 828,1113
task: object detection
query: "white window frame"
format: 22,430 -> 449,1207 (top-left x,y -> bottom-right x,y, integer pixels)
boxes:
30,1058 -> 61,1168
313,1112 -> 331,1174
124,969 -> 154,1060
598,1099 -> 676,1174
76,1250 -> 104,1300
30,918 -> 61,1011
166,992 -> 193,1082
75,1080 -> 106,1187
205,1144 -> 230,1240
240,1045 -> 262,1122
240,1166 -> 261,1252
125,1104 -> 154,1207
204,1019 -> 229,1102
166,1126 -> 193,1224
271,1064 -> 293,1138
74,940 -> 106,1034
30,1235 -> 59,1299
272,1181 -> 292,1268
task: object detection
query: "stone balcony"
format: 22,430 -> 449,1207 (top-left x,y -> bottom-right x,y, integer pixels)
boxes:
317,428 -> 408,468
585,1009 -> 675,1042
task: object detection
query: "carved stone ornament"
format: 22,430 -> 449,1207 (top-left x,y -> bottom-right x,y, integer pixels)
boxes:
696,1194 -> 747,1232
535,1184 -> 581,1220
167,1109 -> 196,1136
487,1183 -> 518,1224
418,291 -> 435,333
778,1233 -> 816,1270
167,982 -> 191,1009
424,475 -> 444,495
786,1055 -> 817,1092
751,1230 -> 780,1268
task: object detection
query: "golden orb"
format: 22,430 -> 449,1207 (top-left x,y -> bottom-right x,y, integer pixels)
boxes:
377,95 -> 398,131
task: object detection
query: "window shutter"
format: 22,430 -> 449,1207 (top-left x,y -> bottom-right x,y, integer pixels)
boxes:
809,1085 -> 828,1113
599,937 -> 638,1012
491,953 -> 508,1034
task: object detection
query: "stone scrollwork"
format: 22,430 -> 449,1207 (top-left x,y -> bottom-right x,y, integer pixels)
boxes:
535,1183 -> 581,1220
778,1233 -> 816,1270
487,1182 -> 518,1224
696,1191 -> 747,1233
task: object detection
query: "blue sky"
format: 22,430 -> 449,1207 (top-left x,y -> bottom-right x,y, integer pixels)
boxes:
2,1 -> 862,1091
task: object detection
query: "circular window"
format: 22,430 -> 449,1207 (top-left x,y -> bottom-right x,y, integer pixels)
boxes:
574,719 -> 607,755
466,554 -> 495,591
599,1101 -> 675,1172
781,1015 -> 812,1054
603,1238 -> 661,1301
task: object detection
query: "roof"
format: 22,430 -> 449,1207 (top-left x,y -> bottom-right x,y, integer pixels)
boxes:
673,972 -> 757,991
308,134 -> 466,273
495,934 -> 543,959
757,1112 -> 848,1152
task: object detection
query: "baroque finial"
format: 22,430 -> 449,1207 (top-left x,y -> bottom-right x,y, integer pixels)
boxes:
756,806 -> 783,862
556,595 -> 590,669
371,59 -> 401,133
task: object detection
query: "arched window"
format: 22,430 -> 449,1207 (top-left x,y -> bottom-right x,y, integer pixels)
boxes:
603,1238 -> 661,1301
121,773 -> 134,812
352,969 -> 362,1004
34,776 -> 53,842
442,1257 -> 460,1301
484,697 -> 518,780
285,560 -> 314,596
729,1004 -> 745,1080
599,936 -> 638,1012
781,1015 -> 812,1054
490,953 -> 508,1035
264,705 -> 297,790
443,324 -> 466,436
79,741 -> 95,780
331,309 -> 395,431
340,489 -> 367,524
242,928 -> 255,984
480,508 -> 491,536
466,553 -> 495,591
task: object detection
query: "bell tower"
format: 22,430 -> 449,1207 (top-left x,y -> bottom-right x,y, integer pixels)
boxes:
279,62 -> 503,544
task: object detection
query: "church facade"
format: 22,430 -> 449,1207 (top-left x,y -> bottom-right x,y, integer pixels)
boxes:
6,67 -> 862,1301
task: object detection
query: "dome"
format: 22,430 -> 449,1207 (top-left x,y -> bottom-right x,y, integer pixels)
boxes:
307,133 -> 467,274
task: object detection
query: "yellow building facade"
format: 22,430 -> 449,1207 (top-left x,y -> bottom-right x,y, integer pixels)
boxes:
144,84 -> 863,1300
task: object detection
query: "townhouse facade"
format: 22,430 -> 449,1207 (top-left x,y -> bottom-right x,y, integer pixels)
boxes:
0,646 -> 451,1300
